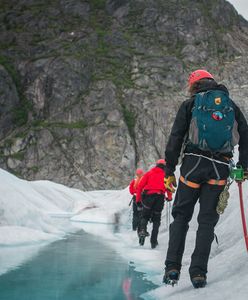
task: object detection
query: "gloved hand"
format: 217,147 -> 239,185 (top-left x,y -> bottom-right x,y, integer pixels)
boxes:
166,197 -> 173,202
164,175 -> 177,193
137,202 -> 143,211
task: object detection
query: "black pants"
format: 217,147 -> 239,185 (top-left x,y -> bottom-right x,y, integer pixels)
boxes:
132,196 -> 140,231
140,193 -> 165,244
165,155 -> 229,277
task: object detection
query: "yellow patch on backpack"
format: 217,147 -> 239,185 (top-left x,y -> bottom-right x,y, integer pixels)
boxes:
215,97 -> 222,105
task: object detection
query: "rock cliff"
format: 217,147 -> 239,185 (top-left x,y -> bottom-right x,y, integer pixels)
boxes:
1,0 -> 248,189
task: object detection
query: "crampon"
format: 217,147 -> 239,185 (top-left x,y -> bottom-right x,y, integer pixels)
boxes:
138,230 -> 149,246
163,269 -> 180,287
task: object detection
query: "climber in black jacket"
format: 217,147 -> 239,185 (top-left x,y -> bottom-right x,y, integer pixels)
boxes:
162,69 -> 248,288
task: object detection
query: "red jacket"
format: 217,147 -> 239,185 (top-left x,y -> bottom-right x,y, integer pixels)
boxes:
129,177 -> 143,195
136,166 -> 172,202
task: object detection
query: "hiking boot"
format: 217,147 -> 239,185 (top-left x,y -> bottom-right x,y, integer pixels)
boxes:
191,274 -> 207,288
151,241 -> 158,249
163,269 -> 180,286
138,230 -> 149,246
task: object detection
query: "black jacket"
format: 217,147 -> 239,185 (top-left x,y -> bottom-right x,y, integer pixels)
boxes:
165,81 -> 248,175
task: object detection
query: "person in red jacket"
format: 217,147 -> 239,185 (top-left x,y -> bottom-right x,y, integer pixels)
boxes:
129,168 -> 144,231
136,159 -> 172,248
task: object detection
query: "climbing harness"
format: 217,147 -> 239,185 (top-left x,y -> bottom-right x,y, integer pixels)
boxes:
184,152 -> 230,166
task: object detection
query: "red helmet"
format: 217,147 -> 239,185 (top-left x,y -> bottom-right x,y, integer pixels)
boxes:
156,159 -> 166,165
188,70 -> 214,87
136,168 -> 144,176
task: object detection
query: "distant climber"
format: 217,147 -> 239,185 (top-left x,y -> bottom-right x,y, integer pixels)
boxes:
129,168 -> 144,231
136,159 -> 172,248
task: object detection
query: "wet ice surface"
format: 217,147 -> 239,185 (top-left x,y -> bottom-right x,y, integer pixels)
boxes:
0,231 -> 157,300
1,160 -> 248,300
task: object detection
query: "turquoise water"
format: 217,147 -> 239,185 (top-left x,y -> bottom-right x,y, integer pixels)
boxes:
0,231 -> 157,300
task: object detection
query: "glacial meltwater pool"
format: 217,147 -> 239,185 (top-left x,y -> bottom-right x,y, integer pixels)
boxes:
0,231 -> 157,300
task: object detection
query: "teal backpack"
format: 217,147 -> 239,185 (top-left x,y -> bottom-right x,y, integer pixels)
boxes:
188,90 -> 239,153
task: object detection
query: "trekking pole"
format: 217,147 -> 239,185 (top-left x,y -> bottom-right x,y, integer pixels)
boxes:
231,167 -> 248,252
168,202 -> 171,226
129,197 -> 133,206
166,202 -> 169,229
238,182 -> 248,252
166,201 -> 171,229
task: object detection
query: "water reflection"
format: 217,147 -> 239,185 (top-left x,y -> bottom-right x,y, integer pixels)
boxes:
0,231 -> 157,300
113,212 -> 121,233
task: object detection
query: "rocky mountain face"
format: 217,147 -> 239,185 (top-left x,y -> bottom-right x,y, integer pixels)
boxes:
1,0 -> 248,190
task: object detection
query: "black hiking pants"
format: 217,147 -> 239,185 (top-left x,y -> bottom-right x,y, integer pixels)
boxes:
132,196 -> 140,231
165,154 -> 229,278
140,193 -> 165,244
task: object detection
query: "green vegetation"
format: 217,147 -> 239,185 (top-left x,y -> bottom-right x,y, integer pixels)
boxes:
0,55 -> 32,126
0,40 -> 17,51
3,139 -> 13,148
30,166 -> 39,173
15,131 -> 29,139
32,120 -> 88,129
121,103 -> 136,139
95,40 -> 109,56
13,99 -> 32,126
9,151 -> 25,160
0,151 -> 26,161
10,170 -> 22,177
0,56 -> 19,89
90,0 -> 106,10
